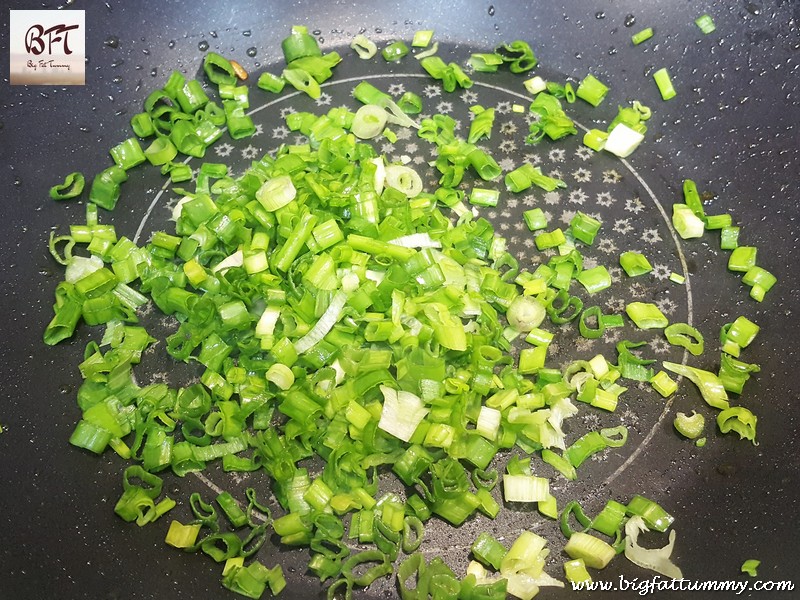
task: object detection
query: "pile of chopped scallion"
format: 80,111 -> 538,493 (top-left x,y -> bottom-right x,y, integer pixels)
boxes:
44,24 -> 767,600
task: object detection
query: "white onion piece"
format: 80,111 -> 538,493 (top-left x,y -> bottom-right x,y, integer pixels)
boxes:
624,515 -> 683,579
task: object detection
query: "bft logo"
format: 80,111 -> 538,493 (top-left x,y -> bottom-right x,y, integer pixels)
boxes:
10,10 -> 86,85
25,23 -> 80,56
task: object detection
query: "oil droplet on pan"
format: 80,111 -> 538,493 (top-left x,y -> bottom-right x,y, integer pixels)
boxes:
745,2 -> 762,15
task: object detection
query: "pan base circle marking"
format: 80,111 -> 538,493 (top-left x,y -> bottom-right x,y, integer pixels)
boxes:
133,71 -> 692,519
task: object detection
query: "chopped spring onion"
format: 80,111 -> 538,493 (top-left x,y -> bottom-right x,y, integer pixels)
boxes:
351,105 -> 389,139
535,229 -> 566,251
728,246 -> 757,272
397,91 -> 423,114
663,361 -> 730,410
495,40 -> 538,73
89,166 -> 128,210
742,266 -> 776,302
468,52 -> 504,73
476,406 -> 502,441
506,296 -> 546,332
384,165 -> 423,197
650,371 -> 678,397
624,515 -> 683,579
673,203 -> 706,238
110,138 -> 146,169
353,81 -> 419,129
471,532 -> 507,571
569,212 -> 601,245
575,74 -> 609,107
664,322 -> 705,356
266,363 -> 295,390
741,559 -> 760,577
382,40 -> 409,62
469,187 -> 500,208
256,71 -> 285,93
626,495 -> 674,532
282,66 -> 321,99
500,530 -> 548,575
468,106 -> 495,144
412,30 -> 434,48
717,406 -> 758,444
718,353 -> 760,395
524,76 -> 547,95
523,208 -> 548,231
564,532 -> 615,569
669,272 -> 686,285
43,27 -> 775,599
388,233 -> 441,249
673,411 -> 705,439
505,163 -> 566,193
619,251 -> 652,277
653,68 -> 677,100
695,14 -> 717,34
542,449 -> 576,481
590,499 -> 627,537
577,266 -> 611,295
419,56 -> 473,92
626,302 -> 669,329
632,27 -> 654,45
563,559 -> 592,584
682,178 -> 705,218
293,291 -> 348,354
705,213 -> 732,229
413,42 -> 440,61
222,561 -> 286,598
527,93 -> 577,143
610,102 -> 650,135
581,129 -> 607,152
281,25 -> 321,63
603,123 -> 645,158
350,34 -> 378,59
503,474 -> 550,503
720,225 -> 740,250
165,520 -> 202,548
377,386 -> 429,443
50,172 -> 86,200
256,175 -> 296,212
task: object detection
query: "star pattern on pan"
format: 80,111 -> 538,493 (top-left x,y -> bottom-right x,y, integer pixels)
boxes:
241,145 -> 260,159
315,92 -> 333,106
435,101 -> 454,114
568,189 -> 588,205
572,168 -> 591,183
499,120 -> 518,135
651,264 -> 672,280
271,125 -> 290,139
215,142 -> 234,157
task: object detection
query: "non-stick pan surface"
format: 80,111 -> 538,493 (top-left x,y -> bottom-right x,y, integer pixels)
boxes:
1,1 -> 798,599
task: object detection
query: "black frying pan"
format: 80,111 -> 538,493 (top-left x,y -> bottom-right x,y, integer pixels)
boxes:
2,1 -> 798,599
